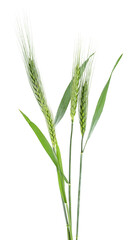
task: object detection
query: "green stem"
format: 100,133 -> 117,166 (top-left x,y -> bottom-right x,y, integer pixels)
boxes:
69,120 -> 74,227
66,203 -> 73,240
61,198 -> 71,240
76,136 -> 84,240
53,147 -> 72,240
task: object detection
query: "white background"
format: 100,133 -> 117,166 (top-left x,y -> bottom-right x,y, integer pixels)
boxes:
0,0 -> 138,239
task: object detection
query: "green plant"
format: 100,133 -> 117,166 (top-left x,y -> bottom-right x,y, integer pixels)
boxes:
19,26 -> 122,240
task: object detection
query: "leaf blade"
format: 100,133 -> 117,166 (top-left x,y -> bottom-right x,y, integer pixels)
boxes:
85,54 -> 123,147
54,81 -> 72,126
19,110 -> 68,183
54,53 -> 95,126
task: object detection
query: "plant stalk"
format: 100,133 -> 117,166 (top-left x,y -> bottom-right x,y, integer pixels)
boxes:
66,203 -> 73,240
53,147 -> 72,240
76,136 -> 84,240
61,198 -> 72,240
69,120 -> 74,227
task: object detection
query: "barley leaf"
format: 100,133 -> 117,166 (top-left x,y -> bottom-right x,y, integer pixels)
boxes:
19,110 -> 68,183
85,54 -> 123,148
56,144 -> 67,203
54,53 -> 95,126
54,81 -> 72,126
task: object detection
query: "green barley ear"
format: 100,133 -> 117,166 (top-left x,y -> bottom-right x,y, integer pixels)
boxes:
19,25 -> 57,148
79,81 -> 88,135
79,57 -> 93,135
70,46 -> 81,121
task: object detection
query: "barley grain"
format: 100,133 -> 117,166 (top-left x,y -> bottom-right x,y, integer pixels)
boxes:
70,64 -> 81,121
79,55 -> 93,135
79,80 -> 88,135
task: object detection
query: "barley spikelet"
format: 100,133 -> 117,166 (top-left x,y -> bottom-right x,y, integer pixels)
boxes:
44,106 -> 57,147
70,64 -> 80,121
28,58 -> 46,111
19,26 -> 57,147
70,45 -> 81,121
79,80 -> 88,135
79,54 -> 93,135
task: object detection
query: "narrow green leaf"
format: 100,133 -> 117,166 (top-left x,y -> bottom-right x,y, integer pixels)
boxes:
56,143 -> 67,203
19,110 -> 68,183
54,53 -> 95,126
54,81 -> 72,126
85,54 -> 123,147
